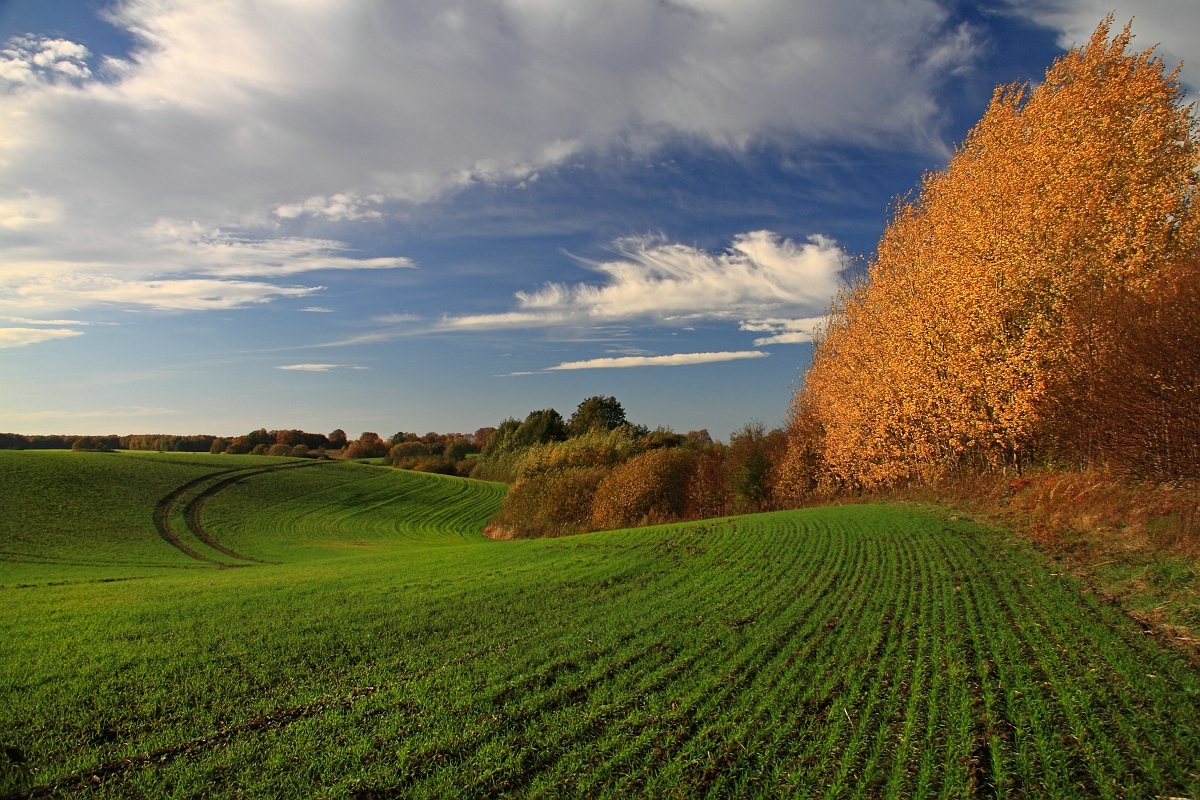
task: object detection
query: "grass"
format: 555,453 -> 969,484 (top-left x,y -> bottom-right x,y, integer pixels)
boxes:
2,451 -> 1199,798
884,468 -> 1200,652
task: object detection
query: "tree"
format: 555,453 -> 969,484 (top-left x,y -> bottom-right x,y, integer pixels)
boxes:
515,409 -> 568,448
328,429 -> 348,449
473,427 -> 497,450
568,396 -> 627,436
786,17 -> 1200,487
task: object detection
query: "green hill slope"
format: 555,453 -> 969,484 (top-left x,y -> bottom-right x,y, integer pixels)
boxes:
1,451 -> 1198,798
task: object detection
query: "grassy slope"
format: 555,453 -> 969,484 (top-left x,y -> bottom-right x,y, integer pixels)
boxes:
1,452 -> 1199,798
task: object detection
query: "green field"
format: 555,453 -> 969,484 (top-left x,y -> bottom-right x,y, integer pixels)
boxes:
2,451 -> 1199,798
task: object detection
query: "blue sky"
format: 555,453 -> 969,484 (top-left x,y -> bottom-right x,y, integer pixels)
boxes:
0,0 -> 1195,439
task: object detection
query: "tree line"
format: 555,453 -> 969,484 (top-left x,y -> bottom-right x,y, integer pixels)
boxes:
777,18 -> 1200,498
467,396 -> 792,538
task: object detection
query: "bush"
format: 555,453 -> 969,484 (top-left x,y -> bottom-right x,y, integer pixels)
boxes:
71,436 -> 116,452
491,466 -> 609,538
267,443 -> 292,457
685,445 -> 728,520
411,457 -> 459,475
591,448 -> 697,530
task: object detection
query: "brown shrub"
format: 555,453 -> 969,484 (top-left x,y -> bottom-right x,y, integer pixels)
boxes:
685,446 -> 727,520
491,466 -> 609,538
591,448 -> 697,530
411,457 -> 459,475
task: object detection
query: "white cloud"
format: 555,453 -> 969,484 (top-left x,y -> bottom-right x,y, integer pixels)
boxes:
140,228 -> 415,278
548,350 -> 768,370
0,327 -> 84,348
444,231 -> 843,330
0,228 -> 408,312
275,192 -> 385,221
2,316 -> 89,325
81,278 -> 319,310
275,363 -> 345,371
3,275 -> 320,312
0,195 -> 61,230
740,316 -> 826,345
1009,1 -> 1199,91
0,36 -> 92,86
0,0 -> 978,316
4,406 -> 178,420
302,306 -> 334,313
372,313 -> 419,324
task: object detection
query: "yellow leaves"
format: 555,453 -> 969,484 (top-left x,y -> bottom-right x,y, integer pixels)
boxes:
785,16 -> 1200,490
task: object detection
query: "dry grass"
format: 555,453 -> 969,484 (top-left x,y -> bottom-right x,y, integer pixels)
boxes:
872,469 -> 1200,660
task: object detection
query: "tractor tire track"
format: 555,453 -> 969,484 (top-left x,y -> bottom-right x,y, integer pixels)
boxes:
152,470 -> 244,565
182,461 -> 325,564
153,461 -> 325,566
4,627 -> 547,800
3,687 -> 381,800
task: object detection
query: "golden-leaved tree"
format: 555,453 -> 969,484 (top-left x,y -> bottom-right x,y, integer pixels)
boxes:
782,17 -> 1199,491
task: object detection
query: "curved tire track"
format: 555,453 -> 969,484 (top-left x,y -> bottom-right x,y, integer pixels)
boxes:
182,461 -> 325,564
152,470 -> 243,565
153,461 -> 326,566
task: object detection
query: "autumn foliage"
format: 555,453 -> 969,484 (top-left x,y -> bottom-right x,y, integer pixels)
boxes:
781,18 -> 1200,492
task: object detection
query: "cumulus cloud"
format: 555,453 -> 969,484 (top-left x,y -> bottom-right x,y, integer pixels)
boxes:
548,351 -> 768,370
0,327 -> 84,348
0,36 -> 92,86
0,0 -> 979,317
444,231 -> 843,332
1009,1 -> 1199,90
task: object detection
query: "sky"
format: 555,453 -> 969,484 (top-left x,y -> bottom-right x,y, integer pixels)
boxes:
0,0 -> 1196,440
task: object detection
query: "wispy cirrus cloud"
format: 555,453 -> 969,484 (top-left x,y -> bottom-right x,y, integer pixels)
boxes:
2,316 -> 92,326
0,327 -> 85,348
4,406 -> 180,420
5,275 -> 321,312
276,363 -> 367,371
0,230 -> 412,313
276,363 -> 342,372
548,350 -> 768,370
